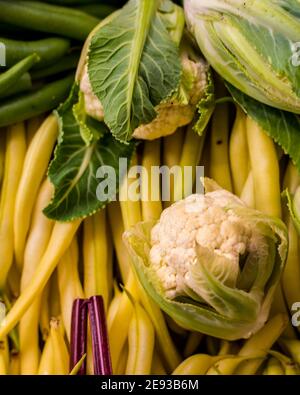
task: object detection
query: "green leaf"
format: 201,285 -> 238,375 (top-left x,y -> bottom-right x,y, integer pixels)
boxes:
88,0 -> 182,142
227,84 -> 300,173
184,0 -> 300,113
194,69 -> 215,135
283,188 -> 300,236
189,245 -> 260,321
44,84 -> 135,221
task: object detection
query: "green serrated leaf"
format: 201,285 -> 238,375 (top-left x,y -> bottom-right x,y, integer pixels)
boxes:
283,188 -> 300,236
88,0 -> 182,142
44,84 -> 135,221
227,83 -> 300,173
194,69 -> 215,136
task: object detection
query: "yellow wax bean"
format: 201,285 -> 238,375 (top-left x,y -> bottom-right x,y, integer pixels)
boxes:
173,354 -> 224,375
0,219 -> 81,339
83,209 -> 110,309
14,115 -> 58,270
235,314 -> 288,374
141,139 -> 163,221
229,106 -> 248,196
210,98 -> 232,192
58,238 -> 84,342
125,301 -> 154,375
246,116 -> 281,218
108,202 -> 131,282
0,122 -> 26,289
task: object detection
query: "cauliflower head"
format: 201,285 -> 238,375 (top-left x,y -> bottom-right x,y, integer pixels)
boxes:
124,180 -> 288,340
80,48 -> 209,140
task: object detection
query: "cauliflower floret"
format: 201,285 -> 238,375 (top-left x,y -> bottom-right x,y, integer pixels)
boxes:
149,192 -> 261,299
132,54 -> 208,140
132,103 -> 195,140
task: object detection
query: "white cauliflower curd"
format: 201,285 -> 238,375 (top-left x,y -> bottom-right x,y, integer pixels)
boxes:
124,179 -> 288,339
149,190 -> 266,299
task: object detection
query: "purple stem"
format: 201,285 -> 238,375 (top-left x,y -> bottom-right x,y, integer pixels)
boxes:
70,298 -> 88,375
88,295 -> 113,375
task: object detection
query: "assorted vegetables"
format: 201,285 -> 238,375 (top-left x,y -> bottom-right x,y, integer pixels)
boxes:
0,0 -> 300,377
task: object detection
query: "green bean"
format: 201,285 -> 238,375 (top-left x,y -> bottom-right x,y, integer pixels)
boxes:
75,4 -> 116,19
0,37 -> 70,69
0,73 -> 32,100
31,52 -> 80,80
0,1 -> 99,41
0,54 -> 39,97
0,74 -> 74,127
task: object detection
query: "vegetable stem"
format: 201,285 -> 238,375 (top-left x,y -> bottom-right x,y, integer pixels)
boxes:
70,299 -> 88,375
88,295 -> 112,375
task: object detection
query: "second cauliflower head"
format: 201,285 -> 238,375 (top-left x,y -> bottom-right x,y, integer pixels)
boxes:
80,45 -> 209,140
